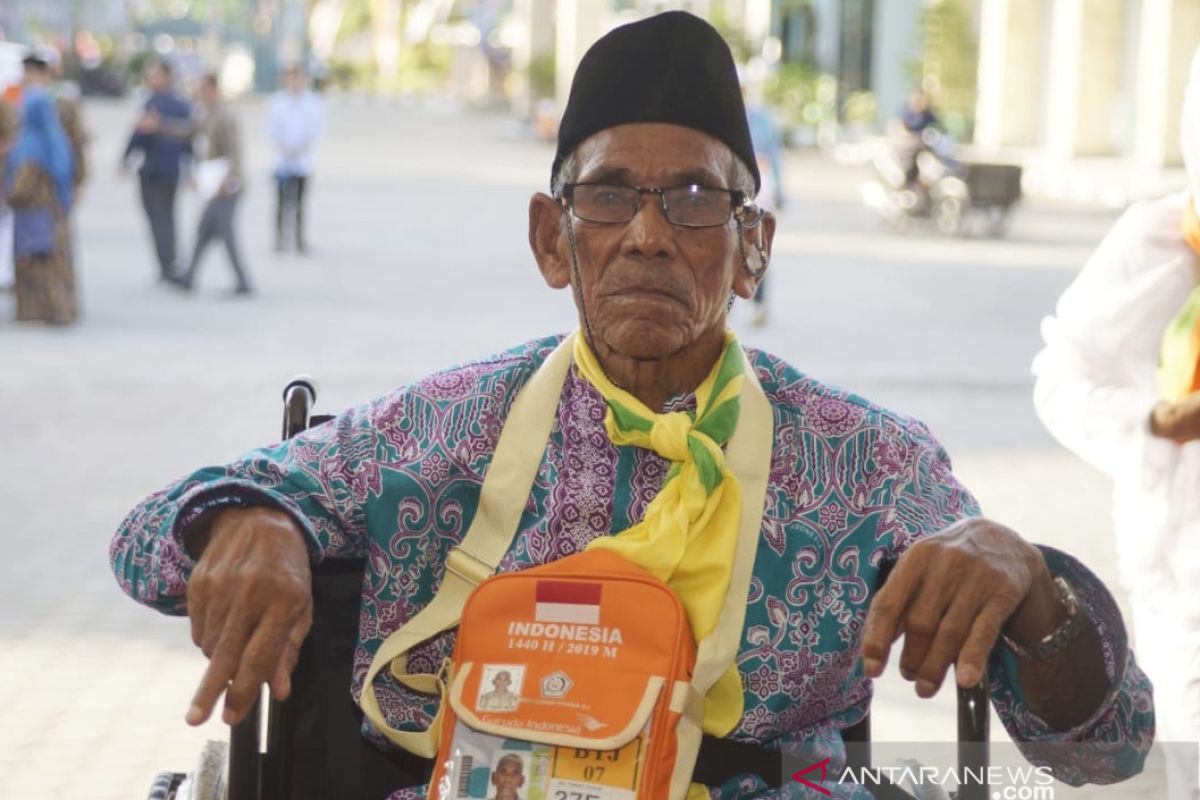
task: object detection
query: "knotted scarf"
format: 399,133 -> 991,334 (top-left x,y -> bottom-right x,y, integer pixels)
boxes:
1159,199 -> 1200,401
574,331 -> 746,736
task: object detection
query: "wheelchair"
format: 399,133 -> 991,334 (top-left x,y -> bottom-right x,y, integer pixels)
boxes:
149,377 -> 990,800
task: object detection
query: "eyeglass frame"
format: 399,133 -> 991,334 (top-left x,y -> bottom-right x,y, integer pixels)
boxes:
559,181 -> 764,229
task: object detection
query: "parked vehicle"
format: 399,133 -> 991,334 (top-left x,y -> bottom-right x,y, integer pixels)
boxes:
861,131 -> 1023,237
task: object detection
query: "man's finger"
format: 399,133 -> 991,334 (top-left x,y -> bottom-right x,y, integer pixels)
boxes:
268,613 -> 311,701
223,609 -> 300,725
268,638 -> 303,701
897,572 -> 957,687
186,613 -> 253,726
187,650 -> 238,726
200,588 -> 234,658
954,601 -> 1006,688
188,584 -> 207,650
912,593 -> 982,698
187,570 -> 222,650
861,557 -> 924,677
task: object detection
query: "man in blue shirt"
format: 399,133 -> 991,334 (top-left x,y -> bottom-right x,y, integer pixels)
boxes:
123,59 -> 191,281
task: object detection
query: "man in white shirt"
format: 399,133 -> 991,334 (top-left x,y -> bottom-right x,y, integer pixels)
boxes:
1032,49 -> 1200,800
267,65 -> 323,254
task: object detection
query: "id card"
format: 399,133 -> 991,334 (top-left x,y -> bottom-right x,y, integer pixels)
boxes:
436,722 -> 645,800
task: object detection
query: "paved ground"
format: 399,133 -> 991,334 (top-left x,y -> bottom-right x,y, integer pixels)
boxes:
0,94 -> 1178,799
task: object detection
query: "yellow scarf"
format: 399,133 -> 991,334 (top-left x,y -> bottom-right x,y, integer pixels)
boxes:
1159,200 -> 1200,401
574,332 -> 746,737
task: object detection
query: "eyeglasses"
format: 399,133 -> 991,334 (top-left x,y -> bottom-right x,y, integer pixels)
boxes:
562,182 -> 753,228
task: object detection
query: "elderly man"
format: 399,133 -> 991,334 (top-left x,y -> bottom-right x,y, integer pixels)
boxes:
112,12 -> 1152,799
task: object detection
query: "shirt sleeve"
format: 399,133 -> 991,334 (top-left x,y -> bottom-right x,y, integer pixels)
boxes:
110,397 -> 386,615
887,417 -> 981,559
123,97 -> 153,159
986,546 -> 1155,786
888,424 -> 1153,786
1031,203 -> 1192,478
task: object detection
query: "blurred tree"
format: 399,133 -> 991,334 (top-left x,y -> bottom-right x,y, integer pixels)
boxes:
370,0 -> 402,86
916,0 -> 978,140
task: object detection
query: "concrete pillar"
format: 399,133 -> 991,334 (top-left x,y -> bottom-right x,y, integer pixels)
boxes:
1126,0 -> 1198,169
973,0 -> 1009,152
1073,0 -> 1124,156
871,0 -> 921,130
1133,0 -> 1175,170
555,0 -> 610,109
973,0 -> 1045,150
1043,0 -> 1084,164
512,0 -> 556,119
369,0 -> 402,88
744,0 -> 772,50
813,0 -> 841,75
1162,0 -> 1200,164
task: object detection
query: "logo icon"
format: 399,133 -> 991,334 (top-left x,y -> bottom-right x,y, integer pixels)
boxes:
577,713 -> 607,732
791,757 -> 832,796
540,670 -> 573,699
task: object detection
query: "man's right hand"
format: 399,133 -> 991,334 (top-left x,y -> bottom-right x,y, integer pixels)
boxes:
1150,393 -> 1200,443
184,507 -> 313,727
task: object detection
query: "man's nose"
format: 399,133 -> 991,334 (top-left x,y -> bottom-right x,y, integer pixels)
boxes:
623,193 -> 675,259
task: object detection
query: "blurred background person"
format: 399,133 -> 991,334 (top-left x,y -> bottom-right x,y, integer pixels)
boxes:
268,64 -> 322,255
744,75 -> 784,327
122,59 -> 191,282
6,57 -> 76,324
37,46 -> 88,203
894,89 -> 948,188
1032,48 -> 1200,800
0,97 -> 17,292
148,73 -> 251,295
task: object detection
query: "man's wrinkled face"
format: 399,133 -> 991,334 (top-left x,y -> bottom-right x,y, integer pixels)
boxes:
491,757 -> 525,798
562,123 -> 745,361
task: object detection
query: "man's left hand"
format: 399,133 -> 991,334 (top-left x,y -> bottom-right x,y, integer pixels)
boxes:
860,517 -> 1060,697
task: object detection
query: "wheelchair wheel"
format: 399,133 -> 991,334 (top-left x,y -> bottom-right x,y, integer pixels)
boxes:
147,771 -> 186,800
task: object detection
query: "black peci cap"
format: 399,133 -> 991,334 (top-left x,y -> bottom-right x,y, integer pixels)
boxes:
552,11 -> 759,193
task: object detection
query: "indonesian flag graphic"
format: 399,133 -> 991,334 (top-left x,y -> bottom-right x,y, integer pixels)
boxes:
535,581 -> 602,625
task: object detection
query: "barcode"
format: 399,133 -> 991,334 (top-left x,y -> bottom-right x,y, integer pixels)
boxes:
456,755 -> 474,798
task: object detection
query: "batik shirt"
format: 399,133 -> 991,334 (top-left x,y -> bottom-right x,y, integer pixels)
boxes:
111,336 -> 1154,798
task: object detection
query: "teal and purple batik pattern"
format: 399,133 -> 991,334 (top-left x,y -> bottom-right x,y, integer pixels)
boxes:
111,335 -> 1154,799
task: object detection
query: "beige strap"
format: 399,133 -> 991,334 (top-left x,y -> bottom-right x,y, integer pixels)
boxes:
359,334 -> 576,756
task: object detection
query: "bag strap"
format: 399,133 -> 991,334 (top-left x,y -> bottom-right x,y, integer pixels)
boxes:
358,334 -> 577,756
666,349 -> 774,799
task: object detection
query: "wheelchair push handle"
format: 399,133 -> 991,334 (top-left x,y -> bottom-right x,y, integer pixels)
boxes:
282,375 -> 319,440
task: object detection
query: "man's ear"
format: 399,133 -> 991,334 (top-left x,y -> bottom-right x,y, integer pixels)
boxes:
530,192 -> 570,289
732,210 -> 776,299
